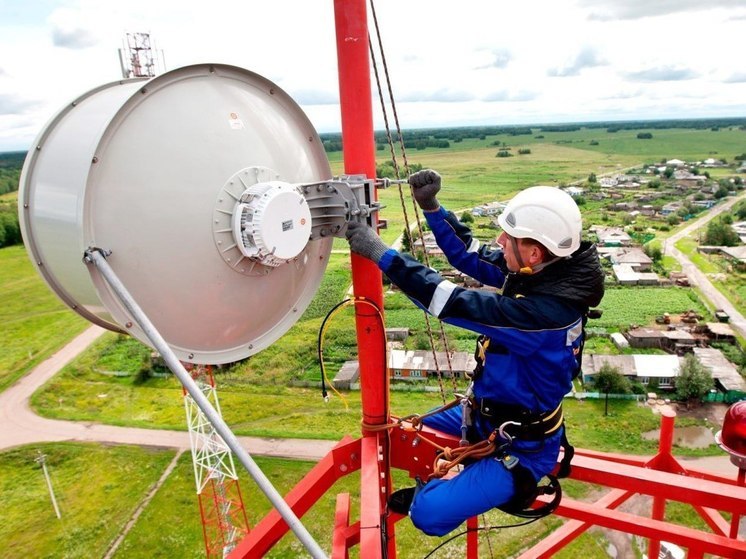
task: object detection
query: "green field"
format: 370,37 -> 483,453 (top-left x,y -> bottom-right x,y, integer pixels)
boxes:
3,123 -> 746,557
1,442 -> 614,559
0,245 -> 88,392
0,443 -> 177,559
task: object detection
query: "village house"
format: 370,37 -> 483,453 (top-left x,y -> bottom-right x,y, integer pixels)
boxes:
598,176 -> 618,188
731,221 -> 746,243
591,226 -> 632,246
583,349 -> 746,396
624,327 -> 698,353
660,201 -> 684,216
583,354 -> 680,390
472,201 -> 506,217
719,245 -> 746,269
563,186 -> 585,198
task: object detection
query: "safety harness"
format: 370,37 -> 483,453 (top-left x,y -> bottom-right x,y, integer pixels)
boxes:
464,335 -> 574,518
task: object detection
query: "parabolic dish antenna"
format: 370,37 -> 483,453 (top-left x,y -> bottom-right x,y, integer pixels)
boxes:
19,64 -> 333,364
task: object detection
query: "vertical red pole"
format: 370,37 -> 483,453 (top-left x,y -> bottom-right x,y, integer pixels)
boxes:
333,0 -> 386,429
334,1 -> 391,558
649,409 -> 676,559
730,468 -> 746,538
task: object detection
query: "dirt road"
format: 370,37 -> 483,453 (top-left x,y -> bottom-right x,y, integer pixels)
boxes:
0,325 -> 335,461
664,191 -> 746,339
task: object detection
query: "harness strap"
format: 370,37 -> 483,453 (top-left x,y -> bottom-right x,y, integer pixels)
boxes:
498,467 -> 562,519
477,400 -> 564,441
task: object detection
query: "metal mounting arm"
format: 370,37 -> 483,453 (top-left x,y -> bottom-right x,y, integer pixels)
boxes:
300,174 -> 385,240
83,247 -> 328,559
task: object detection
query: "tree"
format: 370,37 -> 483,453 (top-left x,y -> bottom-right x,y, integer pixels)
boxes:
593,363 -> 631,416
460,211 -> 474,223
705,218 -> 739,246
400,227 -> 412,254
588,172 -> 597,183
675,354 -> 713,408
644,242 -> 662,262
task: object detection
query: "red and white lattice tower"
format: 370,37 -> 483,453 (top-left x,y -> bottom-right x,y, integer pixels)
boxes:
118,32 -> 163,79
183,365 -> 249,558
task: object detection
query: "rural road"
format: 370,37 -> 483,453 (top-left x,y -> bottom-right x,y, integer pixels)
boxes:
3,193 -> 745,471
664,191 -> 746,339
0,325 -> 335,461
0,323 -> 737,476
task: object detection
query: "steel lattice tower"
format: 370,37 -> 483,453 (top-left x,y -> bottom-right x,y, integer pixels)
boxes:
184,365 -> 249,558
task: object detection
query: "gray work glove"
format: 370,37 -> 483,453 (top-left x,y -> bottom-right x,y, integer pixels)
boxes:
408,169 -> 441,211
345,221 -> 390,263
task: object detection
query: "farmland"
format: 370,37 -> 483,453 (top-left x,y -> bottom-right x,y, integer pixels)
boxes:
2,120 -> 746,558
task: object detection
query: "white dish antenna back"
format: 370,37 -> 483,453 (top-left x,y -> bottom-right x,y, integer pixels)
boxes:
19,64 -> 333,364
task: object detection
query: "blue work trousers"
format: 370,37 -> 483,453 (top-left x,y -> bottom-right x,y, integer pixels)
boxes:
409,405 -> 559,536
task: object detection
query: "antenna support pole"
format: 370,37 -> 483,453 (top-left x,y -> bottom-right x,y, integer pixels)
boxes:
334,2 -> 392,558
83,248 -> 328,559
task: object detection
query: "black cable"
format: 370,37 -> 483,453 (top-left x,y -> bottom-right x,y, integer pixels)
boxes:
317,298 -> 352,401
422,517 -> 540,559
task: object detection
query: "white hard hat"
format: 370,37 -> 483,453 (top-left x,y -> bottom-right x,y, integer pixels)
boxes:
496,186 -> 582,257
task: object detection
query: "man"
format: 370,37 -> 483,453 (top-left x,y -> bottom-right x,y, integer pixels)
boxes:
345,169 -> 604,536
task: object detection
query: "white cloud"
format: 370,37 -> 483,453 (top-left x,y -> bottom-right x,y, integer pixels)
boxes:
580,0 -> 746,20
0,0 -> 744,151
625,66 -> 699,82
0,94 -> 41,115
724,72 -> 746,84
547,46 -> 607,77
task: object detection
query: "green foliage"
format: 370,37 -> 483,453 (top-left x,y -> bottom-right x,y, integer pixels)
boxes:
460,210 -> 474,223
637,132 -> 653,139
0,202 -> 21,247
592,363 -> 631,415
0,151 -> 24,195
300,253 -> 352,320
675,354 -> 714,406
705,217 -> 740,246
496,149 -> 512,157
375,160 -> 423,179
593,364 -> 630,392
643,242 -> 662,262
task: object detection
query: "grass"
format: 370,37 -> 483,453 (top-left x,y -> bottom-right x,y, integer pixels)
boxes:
31,334 -> 723,458
674,231 -> 746,317
0,443 -> 176,559
0,443 -> 615,559
7,125 -> 746,556
0,245 -> 88,393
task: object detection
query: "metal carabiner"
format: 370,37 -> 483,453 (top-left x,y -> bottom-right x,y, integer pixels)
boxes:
497,420 -> 521,443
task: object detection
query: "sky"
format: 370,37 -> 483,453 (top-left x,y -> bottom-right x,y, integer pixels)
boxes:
1,0 -> 746,152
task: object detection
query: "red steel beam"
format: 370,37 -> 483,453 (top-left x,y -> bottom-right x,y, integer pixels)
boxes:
229,436 -> 361,558
554,496 -> 746,558
332,493 -> 351,559
570,453 -> 746,513
518,488 -> 633,558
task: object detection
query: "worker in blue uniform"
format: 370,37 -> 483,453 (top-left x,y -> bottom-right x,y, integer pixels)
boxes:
345,169 -> 605,536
